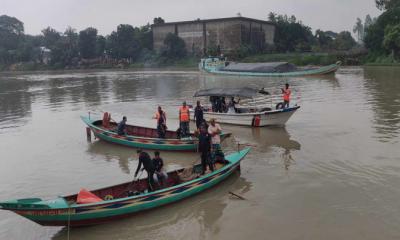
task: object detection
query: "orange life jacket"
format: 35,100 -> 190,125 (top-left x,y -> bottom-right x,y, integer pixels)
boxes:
102,112 -> 110,128
283,89 -> 291,101
179,106 -> 189,122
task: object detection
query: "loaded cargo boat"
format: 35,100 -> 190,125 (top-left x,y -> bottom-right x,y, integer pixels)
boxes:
199,57 -> 340,77
0,148 -> 250,226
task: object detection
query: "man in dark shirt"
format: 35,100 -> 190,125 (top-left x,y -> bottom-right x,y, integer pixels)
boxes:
198,125 -> 214,175
152,151 -> 168,187
134,150 -> 155,192
117,116 -> 127,136
194,100 -> 204,130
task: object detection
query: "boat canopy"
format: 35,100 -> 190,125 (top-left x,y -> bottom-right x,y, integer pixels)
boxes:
194,87 -> 263,98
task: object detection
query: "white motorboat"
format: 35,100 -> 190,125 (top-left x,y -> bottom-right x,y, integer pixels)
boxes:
189,87 -> 300,127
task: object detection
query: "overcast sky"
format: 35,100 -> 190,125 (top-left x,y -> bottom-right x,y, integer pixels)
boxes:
1,0 -> 381,35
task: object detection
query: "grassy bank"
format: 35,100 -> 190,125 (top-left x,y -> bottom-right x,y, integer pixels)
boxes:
4,52 -> 399,72
0,57 -> 199,72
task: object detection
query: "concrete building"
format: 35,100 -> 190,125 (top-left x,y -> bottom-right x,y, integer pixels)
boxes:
152,17 -> 275,55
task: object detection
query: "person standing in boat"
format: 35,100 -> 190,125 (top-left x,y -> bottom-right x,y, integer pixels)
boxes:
117,116 -> 127,135
179,101 -> 190,138
198,125 -> 213,175
208,118 -> 223,161
134,150 -> 156,192
152,151 -> 168,187
281,83 -> 291,109
154,106 -> 167,138
194,100 -> 204,130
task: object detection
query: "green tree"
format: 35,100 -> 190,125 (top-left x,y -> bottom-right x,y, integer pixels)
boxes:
106,24 -> 140,60
315,29 -> 334,49
364,7 -> 400,53
160,33 -> 186,60
383,24 -> 400,57
0,15 -> 24,63
96,35 -> 106,57
153,17 -> 165,25
268,12 -> 314,52
364,14 -> 373,30
353,18 -> 364,42
376,0 -> 400,10
79,27 -> 98,59
41,27 -> 61,49
332,31 -> 357,50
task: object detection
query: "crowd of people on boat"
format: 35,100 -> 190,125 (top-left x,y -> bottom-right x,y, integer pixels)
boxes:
208,96 -> 240,113
113,83 -> 292,192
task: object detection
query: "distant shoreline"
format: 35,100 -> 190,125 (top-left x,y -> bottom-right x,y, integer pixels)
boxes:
1,52 -> 399,73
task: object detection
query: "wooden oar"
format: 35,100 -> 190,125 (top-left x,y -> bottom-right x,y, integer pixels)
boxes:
229,191 -> 247,200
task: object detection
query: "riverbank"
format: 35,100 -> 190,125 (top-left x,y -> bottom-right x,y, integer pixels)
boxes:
2,52 -> 399,72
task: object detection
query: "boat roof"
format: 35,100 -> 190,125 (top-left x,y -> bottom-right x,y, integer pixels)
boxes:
194,87 -> 264,98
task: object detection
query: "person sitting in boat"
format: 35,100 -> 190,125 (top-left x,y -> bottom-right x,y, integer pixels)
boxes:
227,97 -> 239,114
281,83 -> 291,109
153,106 -> 167,138
152,151 -> 168,187
134,150 -> 156,192
198,124 -> 213,175
194,100 -> 204,130
117,116 -> 127,135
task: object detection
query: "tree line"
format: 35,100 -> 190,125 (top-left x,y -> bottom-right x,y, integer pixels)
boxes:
0,12 -> 360,70
0,16 -> 185,69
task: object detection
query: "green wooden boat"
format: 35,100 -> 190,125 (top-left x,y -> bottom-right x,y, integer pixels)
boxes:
0,148 -> 250,226
199,57 -> 341,77
81,115 -> 231,151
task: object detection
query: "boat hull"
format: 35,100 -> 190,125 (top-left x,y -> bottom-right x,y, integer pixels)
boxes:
0,148 -> 250,226
190,106 -> 300,127
199,58 -> 340,77
81,116 -> 230,151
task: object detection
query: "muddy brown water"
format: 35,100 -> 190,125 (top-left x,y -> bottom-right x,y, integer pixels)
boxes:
0,67 -> 399,240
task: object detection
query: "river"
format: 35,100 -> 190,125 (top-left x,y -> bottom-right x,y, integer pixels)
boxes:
0,67 -> 399,240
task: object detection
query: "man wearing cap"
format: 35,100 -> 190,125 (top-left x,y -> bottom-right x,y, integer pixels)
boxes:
179,101 -> 190,138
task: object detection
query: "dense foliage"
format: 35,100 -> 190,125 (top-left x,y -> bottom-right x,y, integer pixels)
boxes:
364,2 -> 400,62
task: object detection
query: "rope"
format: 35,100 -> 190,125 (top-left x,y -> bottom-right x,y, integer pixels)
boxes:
67,204 -> 71,240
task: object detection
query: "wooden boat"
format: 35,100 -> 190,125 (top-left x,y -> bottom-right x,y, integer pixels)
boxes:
0,148 -> 250,226
81,115 -> 231,151
199,57 -> 341,77
190,87 -> 300,127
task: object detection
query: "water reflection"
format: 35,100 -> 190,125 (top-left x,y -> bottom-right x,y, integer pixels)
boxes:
52,174 -> 252,240
0,76 -> 32,130
363,67 -> 400,142
87,140 -> 200,174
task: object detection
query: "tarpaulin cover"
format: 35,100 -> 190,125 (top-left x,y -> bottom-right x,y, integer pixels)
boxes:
194,87 -> 260,98
76,188 -> 103,204
221,62 -> 298,73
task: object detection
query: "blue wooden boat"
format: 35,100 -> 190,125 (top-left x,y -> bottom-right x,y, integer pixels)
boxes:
0,148 -> 250,226
81,115 -> 231,151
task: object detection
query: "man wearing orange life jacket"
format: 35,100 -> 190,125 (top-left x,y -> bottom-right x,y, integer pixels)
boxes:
179,101 -> 190,138
281,83 -> 291,109
153,106 -> 167,138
